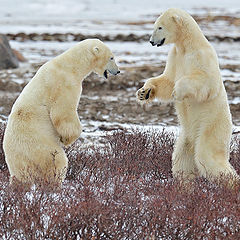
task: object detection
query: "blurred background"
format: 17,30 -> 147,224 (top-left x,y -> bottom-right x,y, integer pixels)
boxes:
0,0 -> 239,142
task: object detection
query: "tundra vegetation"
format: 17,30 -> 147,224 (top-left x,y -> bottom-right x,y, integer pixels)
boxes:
0,123 -> 239,239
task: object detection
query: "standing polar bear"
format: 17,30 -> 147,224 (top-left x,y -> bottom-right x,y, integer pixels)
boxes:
137,8 -> 239,180
3,39 -> 120,185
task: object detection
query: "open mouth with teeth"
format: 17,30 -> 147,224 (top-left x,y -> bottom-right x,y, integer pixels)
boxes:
104,70 -> 108,79
157,38 -> 165,47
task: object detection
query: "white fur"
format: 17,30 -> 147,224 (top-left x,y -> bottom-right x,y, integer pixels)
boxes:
137,8 -> 239,181
3,39 -> 119,184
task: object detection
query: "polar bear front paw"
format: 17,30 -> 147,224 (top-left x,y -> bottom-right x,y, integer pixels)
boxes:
136,87 -> 155,102
60,132 -> 80,146
60,136 -> 72,146
58,121 -> 82,146
174,80 -> 195,101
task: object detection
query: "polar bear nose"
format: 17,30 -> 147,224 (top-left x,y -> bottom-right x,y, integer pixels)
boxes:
117,70 -> 120,74
150,41 -> 155,46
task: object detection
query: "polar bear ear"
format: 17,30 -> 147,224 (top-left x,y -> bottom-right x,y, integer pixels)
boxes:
93,46 -> 100,55
172,14 -> 183,26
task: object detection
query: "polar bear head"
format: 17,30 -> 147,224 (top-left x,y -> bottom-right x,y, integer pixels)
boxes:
89,39 -> 120,79
150,8 -> 191,47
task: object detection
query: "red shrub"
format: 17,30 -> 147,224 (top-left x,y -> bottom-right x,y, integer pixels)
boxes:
230,135 -> 240,175
66,128 -> 175,182
0,125 -> 239,239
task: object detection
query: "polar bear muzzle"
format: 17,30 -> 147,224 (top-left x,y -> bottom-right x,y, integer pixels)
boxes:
157,38 -> 165,47
104,69 -> 120,79
150,38 -> 165,47
104,57 -> 120,79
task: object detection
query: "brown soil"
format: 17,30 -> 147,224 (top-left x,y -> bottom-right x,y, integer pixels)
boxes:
0,64 -> 239,132
6,32 -> 240,43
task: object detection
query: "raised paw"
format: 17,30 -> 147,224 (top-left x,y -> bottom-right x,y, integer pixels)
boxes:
173,79 -> 196,102
173,86 -> 194,102
59,128 -> 81,146
60,136 -> 70,146
136,87 -> 152,101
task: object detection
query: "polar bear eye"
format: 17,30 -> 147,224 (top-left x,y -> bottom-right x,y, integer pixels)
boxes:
110,57 -> 114,60
158,27 -> 162,30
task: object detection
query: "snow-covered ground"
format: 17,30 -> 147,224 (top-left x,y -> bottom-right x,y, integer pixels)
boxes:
2,0 -> 239,74
1,0 -> 240,22
0,0 -> 239,36
10,40 -> 240,83
0,0 -> 239,133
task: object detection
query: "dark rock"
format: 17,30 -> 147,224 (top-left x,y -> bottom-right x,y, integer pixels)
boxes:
0,34 -> 19,70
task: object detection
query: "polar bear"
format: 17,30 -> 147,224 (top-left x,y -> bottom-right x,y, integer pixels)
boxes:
137,8 -> 239,181
3,39 -> 120,185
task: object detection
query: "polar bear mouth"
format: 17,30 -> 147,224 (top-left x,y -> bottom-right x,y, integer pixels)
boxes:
157,38 -> 165,47
104,70 -> 108,79
104,69 -> 120,78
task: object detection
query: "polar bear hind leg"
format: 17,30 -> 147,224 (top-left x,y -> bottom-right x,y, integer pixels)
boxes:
172,135 -> 197,179
194,133 -> 238,179
6,142 -> 68,185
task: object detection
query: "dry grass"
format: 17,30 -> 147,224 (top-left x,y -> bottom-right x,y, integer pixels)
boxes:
0,123 -> 239,239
